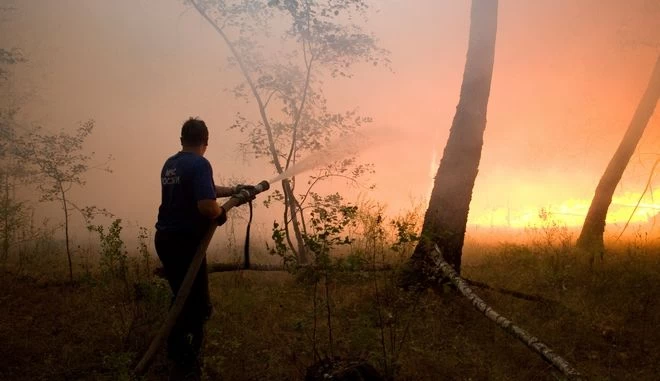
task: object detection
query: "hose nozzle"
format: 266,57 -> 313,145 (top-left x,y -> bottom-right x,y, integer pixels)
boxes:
231,180 -> 271,206
254,180 -> 270,194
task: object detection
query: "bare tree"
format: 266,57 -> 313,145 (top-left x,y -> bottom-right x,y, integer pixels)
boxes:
577,54 -> 660,260
410,0 -> 498,275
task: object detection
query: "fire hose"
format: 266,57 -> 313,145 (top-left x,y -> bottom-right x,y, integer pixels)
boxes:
134,180 -> 270,375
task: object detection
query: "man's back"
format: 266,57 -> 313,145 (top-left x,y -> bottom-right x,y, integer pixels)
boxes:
156,151 -> 216,234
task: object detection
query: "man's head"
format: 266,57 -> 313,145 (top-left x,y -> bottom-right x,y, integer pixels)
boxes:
180,117 -> 209,155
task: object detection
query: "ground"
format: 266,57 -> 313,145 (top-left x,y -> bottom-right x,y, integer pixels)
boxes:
1,244 -> 659,380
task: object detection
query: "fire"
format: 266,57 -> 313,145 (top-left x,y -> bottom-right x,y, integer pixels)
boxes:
468,189 -> 660,229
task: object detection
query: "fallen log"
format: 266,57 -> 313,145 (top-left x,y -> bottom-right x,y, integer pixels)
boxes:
463,278 -> 559,305
153,262 -> 393,276
208,262 -> 285,272
430,245 -> 585,380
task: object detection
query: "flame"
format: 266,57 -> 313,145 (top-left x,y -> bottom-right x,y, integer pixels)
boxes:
468,189 -> 660,229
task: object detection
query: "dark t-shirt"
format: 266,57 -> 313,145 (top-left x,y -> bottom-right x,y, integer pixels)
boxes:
155,151 -> 216,234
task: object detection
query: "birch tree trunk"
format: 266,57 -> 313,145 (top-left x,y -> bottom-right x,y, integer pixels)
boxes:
412,0 -> 498,274
577,54 -> 660,260
429,245 -> 584,380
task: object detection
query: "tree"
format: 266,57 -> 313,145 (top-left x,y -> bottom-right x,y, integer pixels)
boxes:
577,1 -> 659,260
576,54 -> 660,259
0,137 -> 31,262
188,0 -> 387,264
0,47 -> 24,81
410,0 -> 498,275
0,66 -> 26,262
16,121 -> 110,281
0,6 -> 30,261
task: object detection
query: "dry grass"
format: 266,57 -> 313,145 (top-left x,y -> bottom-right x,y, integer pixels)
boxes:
1,237 -> 659,380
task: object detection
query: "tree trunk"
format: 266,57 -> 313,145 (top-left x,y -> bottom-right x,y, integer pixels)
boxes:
282,179 -> 309,264
576,54 -> 660,259
189,0 -> 309,264
428,245 -> 584,380
412,0 -> 498,274
60,183 -> 73,283
2,172 -> 9,261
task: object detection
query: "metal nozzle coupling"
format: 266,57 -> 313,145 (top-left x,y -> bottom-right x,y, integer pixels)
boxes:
254,180 -> 270,194
234,180 -> 270,205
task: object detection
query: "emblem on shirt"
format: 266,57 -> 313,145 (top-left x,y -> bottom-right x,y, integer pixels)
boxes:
162,168 -> 181,185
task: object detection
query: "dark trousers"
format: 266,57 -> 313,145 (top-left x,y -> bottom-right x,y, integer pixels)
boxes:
155,229 -> 212,369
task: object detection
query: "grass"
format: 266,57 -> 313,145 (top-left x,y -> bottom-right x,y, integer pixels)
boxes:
1,235 -> 659,380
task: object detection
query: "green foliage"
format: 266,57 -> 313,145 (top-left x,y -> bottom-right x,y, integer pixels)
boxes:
356,201 -> 386,257
90,219 -> 128,281
390,212 -> 420,257
190,0 -> 387,259
303,192 -> 357,265
87,219 -> 170,354
194,0 -> 389,160
16,121 -> 97,201
335,251 -> 369,272
135,226 -> 152,278
13,120 -> 111,281
269,220 -> 294,264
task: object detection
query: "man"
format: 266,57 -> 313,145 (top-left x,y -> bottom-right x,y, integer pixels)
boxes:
155,117 -> 237,380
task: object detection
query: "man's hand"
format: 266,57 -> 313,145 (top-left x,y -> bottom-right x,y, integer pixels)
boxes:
232,184 -> 256,195
231,187 -> 257,206
215,207 -> 227,226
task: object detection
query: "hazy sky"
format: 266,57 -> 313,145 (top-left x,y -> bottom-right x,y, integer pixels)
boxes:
2,0 -> 659,243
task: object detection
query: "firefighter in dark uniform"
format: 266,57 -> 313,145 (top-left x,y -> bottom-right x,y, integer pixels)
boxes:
155,117 -> 237,380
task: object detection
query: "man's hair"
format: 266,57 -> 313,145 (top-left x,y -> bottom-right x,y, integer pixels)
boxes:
180,117 -> 209,146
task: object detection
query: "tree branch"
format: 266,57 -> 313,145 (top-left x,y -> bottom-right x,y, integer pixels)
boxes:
285,0 -> 316,171
189,0 -> 285,174
298,173 -> 358,207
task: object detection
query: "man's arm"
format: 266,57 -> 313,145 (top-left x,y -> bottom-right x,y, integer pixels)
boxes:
197,199 -> 223,219
215,185 -> 235,198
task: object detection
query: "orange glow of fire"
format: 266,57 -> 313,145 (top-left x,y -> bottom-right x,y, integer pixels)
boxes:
468,190 -> 660,229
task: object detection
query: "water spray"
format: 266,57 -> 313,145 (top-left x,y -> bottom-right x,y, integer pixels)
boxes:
137,127 -> 400,374
267,125 -> 402,184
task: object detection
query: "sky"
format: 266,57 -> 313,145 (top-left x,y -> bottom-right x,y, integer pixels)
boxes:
2,0 -> 660,247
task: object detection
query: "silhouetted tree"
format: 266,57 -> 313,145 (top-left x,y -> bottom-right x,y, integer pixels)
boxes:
0,5 -> 30,261
188,0 -> 386,264
16,121 -> 111,281
0,122 -> 31,261
411,0 -> 498,275
577,54 -> 660,260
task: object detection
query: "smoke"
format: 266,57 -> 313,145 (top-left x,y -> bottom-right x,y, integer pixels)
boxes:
427,145 -> 439,199
268,125 -> 403,184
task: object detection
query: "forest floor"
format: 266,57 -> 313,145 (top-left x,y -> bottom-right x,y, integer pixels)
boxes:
1,242 -> 659,381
